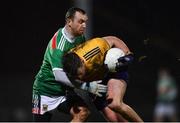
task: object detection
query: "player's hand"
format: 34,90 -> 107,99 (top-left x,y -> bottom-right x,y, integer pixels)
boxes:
89,80 -> 107,97
81,80 -> 107,97
116,53 -> 134,70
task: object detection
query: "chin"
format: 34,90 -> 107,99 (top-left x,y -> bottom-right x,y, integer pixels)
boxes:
79,32 -> 84,35
75,33 -> 83,36
79,30 -> 84,34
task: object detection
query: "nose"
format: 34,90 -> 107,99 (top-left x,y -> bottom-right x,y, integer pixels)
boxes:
82,22 -> 86,28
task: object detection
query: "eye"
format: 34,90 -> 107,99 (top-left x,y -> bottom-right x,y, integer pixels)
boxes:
79,19 -> 85,24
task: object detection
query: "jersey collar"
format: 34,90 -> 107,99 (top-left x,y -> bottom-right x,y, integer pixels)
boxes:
62,27 -> 75,43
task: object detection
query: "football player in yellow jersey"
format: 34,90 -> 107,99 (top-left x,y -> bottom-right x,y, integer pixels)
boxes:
63,36 -> 143,122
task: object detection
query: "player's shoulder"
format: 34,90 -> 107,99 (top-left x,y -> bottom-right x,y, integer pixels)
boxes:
89,37 -> 110,47
89,37 -> 104,43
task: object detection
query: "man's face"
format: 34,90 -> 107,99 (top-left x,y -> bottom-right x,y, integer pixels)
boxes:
69,11 -> 88,36
76,61 -> 86,80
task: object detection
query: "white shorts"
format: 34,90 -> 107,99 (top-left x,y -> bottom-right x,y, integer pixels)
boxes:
32,94 -> 66,115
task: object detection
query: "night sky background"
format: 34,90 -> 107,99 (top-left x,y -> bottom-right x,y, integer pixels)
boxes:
1,0 -> 180,121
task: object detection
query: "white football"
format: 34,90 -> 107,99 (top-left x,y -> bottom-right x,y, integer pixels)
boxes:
104,48 -> 125,72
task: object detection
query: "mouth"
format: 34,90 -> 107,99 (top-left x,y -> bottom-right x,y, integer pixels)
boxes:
80,28 -> 85,32
79,30 -> 84,33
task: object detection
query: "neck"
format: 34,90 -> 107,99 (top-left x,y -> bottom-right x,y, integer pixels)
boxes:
64,25 -> 75,40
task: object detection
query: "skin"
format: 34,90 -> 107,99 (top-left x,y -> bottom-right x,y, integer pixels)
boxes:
70,106 -> 90,122
65,11 -> 88,37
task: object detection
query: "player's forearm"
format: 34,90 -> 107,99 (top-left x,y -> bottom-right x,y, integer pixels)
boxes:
53,68 -> 74,87
53,68 -> 88,90
112,37 -> 130,55
53,68 -> 106,97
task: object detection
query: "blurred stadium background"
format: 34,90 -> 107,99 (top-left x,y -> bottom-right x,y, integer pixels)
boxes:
1,0 -> 180,121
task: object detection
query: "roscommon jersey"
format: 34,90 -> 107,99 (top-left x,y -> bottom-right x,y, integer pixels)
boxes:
72,38 -> 110,82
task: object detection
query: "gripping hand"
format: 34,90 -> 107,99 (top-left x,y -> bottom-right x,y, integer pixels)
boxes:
81,80 -> 107,97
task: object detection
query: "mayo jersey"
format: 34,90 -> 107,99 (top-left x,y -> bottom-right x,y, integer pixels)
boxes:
72,38 -> 110,81
33,28 -> 85,96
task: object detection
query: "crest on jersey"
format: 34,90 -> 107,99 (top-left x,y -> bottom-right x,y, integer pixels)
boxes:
42,104 -> 48,111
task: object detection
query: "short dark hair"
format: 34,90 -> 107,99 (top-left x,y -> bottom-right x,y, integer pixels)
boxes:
65,7 -> 86,20
62,52 -> 82,79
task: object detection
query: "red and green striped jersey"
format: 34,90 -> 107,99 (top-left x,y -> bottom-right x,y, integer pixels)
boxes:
33,28 -> 85,96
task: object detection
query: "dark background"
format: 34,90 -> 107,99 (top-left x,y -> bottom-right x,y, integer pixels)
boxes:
1,0 -> 180,121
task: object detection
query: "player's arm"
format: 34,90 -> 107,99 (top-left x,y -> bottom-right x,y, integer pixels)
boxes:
102,36 -> 131,55
53,68 -> 74,87
116,54 -> 134,71
53,68 -> 106,97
